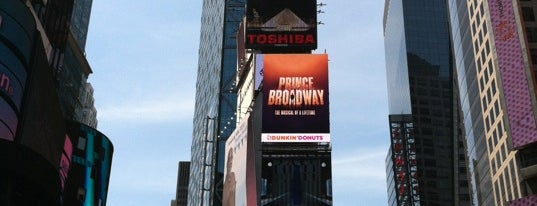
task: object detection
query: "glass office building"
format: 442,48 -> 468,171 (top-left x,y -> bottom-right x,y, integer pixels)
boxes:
383,0 -> 471,205
188,0 -> 245,205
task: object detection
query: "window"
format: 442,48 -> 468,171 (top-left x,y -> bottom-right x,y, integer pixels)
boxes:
491,79 -> 497,96
531,49 -> 537,65
522,7 -> 535,22
526,27 -> 537,42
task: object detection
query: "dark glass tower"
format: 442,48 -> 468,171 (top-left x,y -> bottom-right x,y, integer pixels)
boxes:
383,0 -> 470,205
188,0 -> 245,205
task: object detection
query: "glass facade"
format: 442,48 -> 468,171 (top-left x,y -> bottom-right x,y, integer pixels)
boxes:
383,0 -> 470,205
447,0 -> 492,205
189,0 -> 245,205
386,147 -> 396,206
70,0 -> 93,50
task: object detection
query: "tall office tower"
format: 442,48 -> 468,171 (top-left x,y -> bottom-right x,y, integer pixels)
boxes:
188,0 -> 245,205
56,0 -> 97,128
172,161 -> 191,206
70,0 -> 93,50
0,0 -> 112,205
448,0 -> 537,205
383,0 -> 471,205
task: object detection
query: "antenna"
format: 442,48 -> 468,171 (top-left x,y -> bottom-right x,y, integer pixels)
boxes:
317,2 -> 326,25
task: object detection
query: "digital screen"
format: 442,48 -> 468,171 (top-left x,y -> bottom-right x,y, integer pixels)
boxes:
245,0 -> 317,51
261,54 -> 330,142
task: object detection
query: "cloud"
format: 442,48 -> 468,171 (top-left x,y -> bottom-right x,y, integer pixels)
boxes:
332,147 -> 388,190
97,93 -> 194,123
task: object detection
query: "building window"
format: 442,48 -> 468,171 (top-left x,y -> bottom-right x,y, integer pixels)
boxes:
526,27 -> 537,42
530,49 -> 537,65
522,7 -> 536,22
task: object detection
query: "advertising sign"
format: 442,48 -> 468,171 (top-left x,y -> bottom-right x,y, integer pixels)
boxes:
245,0 -> 317,51
63,121 -> 114,206
261,54 -> 330,142
260,154 -> 332,205
487,0 -> 537,149
224,113 -> 256,206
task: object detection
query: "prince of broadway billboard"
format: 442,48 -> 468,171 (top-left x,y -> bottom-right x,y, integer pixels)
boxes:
262,54 -> 330,143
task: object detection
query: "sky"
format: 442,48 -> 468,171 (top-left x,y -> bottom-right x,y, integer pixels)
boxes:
85,0 -> 389,205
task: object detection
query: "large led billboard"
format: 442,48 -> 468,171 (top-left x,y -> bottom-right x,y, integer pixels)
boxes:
261,54 -> 330,142
260,152 -> 332,205
487,0 -> 537,149
245,0 -> 317,51
63,121 -> 114,206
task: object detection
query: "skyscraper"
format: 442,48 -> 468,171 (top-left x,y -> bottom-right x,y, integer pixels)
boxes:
172,161 -> 191,206
448,0 -> 537,205
188,0 -> 245,205
383,0 -> 471,205
0,0 -> 112,205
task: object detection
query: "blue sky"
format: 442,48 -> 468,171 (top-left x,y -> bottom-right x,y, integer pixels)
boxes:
85,1 -> 389,205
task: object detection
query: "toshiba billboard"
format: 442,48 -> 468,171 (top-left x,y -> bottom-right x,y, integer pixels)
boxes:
261,54 -> 329,142
245,0 -> 317,51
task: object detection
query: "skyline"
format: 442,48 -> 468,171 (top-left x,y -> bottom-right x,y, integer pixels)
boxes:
85,1 -> 389,205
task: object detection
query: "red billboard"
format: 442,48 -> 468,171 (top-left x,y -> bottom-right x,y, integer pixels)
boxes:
245,0 -> 317,51
261,54 -> 330,142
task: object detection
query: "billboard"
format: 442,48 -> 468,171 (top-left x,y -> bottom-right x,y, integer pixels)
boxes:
245,0 -> 317,51
63,121 -> 114,206
260,153 -> 332,205
224,113 -> 256,206
261,54 -> 330,142
487,0 -> 537,149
